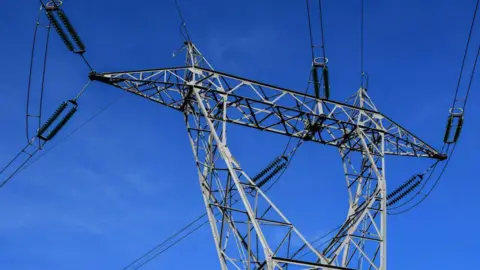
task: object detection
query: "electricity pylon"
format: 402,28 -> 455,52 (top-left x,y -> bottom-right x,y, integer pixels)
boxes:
90,42 -> 445,269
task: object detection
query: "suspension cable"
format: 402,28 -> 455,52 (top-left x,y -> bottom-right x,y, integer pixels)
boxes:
0,1 -> 99,190
124,197 -> 342,270
0,80 -> 99,189
318,0 -> 327,60
278,0 -> 328,162
26,8 -> 41,143
278,0 -> 328,167
174,0 -> 192,42
131,219 -> 209,270
462,47 -> 480,112
80,53 -> 94,72
360,0 -> 365,88
388,0 -> 479,214
451,0 -> 479,109
387,160 -> 440,211
306,0 -> 316,62
306,0 -> 330,99
289,224 -> 342,261
18,94 -> 124,175
389,44 -> 480,215
38,22 -> 52,149
305,0 -> 328,62
122,213 -> 207,270
389,145 -> 457,215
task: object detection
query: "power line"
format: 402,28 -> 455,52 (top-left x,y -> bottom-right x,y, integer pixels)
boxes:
26,8 -> 47,144
1,0 -> 99,189
462,46 -> 480,112
0,95 -> 116,189
19,95 -> 124,174
305,0 -> 328,61
122,213 -> 207,270
305,0 -> 316,62
451,0 -> 479,109
174,0 -> 192,42
388,0 -> 480,214
281,0 -> 329,156
318,0 -> 327,59
132,219 -> 209,269
290,224 -> 342,260
360,0 -> 365,88
80,53 -> 94,72
276,0 -> 329,187
38,24 -> 51,149
125,204 -> 343,270
387,160 -> 440,211
280,0 -> 328,160
389,45 -> 480,215
0,142 -> 40,189
389,145 -> 457,215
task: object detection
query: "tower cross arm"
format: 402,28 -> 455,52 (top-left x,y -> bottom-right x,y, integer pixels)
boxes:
89,66 -> 446,160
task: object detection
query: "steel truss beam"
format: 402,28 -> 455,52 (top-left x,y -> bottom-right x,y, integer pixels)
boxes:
90,42 -> 443,270
90,66 -> 444,161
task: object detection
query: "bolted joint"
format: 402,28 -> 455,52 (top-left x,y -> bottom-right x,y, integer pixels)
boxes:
89,72 -> 124,85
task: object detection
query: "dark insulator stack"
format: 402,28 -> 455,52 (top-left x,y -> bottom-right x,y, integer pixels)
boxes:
312,63 -> 330,99
322,66 -> 330,99
45,11 -> 74,52
443,112 -> 464,144
37,100 -> 78,141
57,10 -> 86,53
256,163 -> 287,188
251,156 -> 288,188
386,174 -> 422,201
387,175 -> 423,207
44,7 -> 86,54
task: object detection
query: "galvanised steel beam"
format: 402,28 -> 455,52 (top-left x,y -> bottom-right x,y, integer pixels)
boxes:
90,67 -> 444,161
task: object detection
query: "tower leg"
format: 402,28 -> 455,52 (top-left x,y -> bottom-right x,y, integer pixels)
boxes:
184,73 -> 332,269
323,89 -> 387,270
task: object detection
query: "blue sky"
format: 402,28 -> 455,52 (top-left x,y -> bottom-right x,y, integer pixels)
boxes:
0,0 -> 479,269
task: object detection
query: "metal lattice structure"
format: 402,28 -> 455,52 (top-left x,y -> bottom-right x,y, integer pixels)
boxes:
90,42 -> 445,269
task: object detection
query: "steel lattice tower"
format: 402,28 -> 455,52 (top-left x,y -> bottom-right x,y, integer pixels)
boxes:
90,42 -> 445,270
